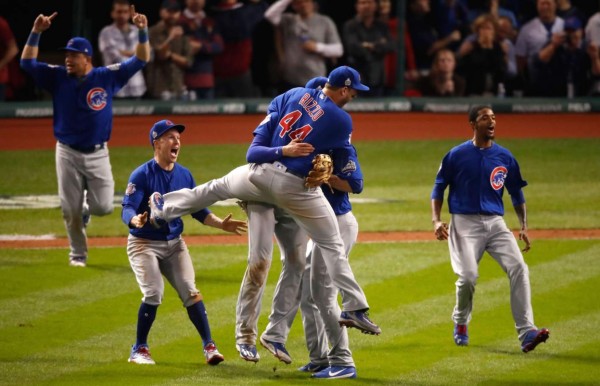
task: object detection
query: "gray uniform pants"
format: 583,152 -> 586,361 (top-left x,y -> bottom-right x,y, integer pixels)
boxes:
449,214 -> 536,341
235,204 -> 308,345
160,163 -> 369,312
127,235 -> 201,307
55,142 -> 114,260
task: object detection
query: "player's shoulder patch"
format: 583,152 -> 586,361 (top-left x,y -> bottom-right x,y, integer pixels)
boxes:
341,160 -> 357,174
106,63 -> 121,71
125,182 -> 136,196
259,113 -> 272,126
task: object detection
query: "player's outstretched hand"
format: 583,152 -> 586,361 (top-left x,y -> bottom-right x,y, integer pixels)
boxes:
222,214 -> 248,235
283,138 -> 314,157
130,211 -> 148,228
32,12 -> 58,33
433,221 -> 449,241
519,229 -> 531,252
131,5 -> 148,29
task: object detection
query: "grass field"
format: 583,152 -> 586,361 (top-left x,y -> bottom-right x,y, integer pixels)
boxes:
1,138 -> 600,385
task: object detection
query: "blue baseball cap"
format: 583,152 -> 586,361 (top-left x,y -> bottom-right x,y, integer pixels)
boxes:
305,76 -> 328,90
150,119 -> 186,146
564,16 -> 582,31
60,37 -> 93,56
327,66 -> 369,91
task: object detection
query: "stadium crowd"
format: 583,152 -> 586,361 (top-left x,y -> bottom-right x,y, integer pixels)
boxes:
1,0 -> 599,101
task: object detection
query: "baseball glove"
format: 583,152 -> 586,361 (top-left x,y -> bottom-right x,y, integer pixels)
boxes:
305,154 -> 333,189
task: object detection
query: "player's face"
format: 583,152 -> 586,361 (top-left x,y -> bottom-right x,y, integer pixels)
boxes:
337,86 -> 359,107
65,52 -> 90,77
154,129 -> 182,166
473,108 -> 496,142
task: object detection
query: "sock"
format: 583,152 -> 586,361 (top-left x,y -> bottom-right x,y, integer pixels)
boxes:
135,303 -> 158,348
187,301 -> 212,347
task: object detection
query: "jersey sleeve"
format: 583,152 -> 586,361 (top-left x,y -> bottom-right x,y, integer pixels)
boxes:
247,112 -> 284,163
506,155 -> 528,205
187,173 -> 212,223
332,145 -> 363,194
107,56 -> 146,93
121,168 -> 148,228
19,59 -> 58,92
431,152 -> 452,200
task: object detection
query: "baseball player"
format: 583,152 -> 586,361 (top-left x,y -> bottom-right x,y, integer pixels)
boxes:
431,105 -> 550,353
148,66 -> 381,341
122,119 -> 247,365
20,7 -> 150,267
260,143 -> 364,380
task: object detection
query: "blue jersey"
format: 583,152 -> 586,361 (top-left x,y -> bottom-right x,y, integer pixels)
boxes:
121,159 -> 211,241
431,140 -> 527,216
20,56 -> 145,148
324,145 -> 363,216
250,87 -> 353,176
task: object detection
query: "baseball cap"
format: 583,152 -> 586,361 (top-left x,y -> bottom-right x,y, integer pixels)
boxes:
150,119 -> 186,146
327,66 -> 369,91
161,0 -> 182,11
305,76 -> 328,90
564,16 -> 582,31
60,37 -> 93,56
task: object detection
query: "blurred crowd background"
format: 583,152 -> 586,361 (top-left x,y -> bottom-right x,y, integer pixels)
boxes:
0,0 -> 599,102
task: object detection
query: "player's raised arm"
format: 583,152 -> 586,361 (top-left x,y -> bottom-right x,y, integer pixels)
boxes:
131,5 -> 150,62
21,12 -> 58,60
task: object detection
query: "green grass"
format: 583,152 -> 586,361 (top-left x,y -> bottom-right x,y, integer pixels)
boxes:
1,138 -> 600,234
0,239 -> 599,385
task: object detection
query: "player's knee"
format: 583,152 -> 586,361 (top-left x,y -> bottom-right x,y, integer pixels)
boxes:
90,201 -> 113,216
507,261 -> 529,278
248,259 -> 271,286
457,272 -> 478,286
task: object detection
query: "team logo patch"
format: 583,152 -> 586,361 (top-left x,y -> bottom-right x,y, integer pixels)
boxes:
341,160 -> 356,174
125,183 -> 136,196
87,87 -> 108,111
490,166 -> 508,190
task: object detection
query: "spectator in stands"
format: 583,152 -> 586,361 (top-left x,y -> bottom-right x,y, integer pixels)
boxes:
415,48 -> 466,96
210,0 -> 268,98
99,0 -> 147,99
586,13 -> 600,96
534,16 -> 589,97
379,0 -> 418,95
265,0 -> 343,93
466,0 -> 518,28
515,0 -> 564,96
343,0 -> 395,97
179,0 -> 224,100
147,0 -> 194,100
457,14 -> 507,96
432,0 -> 471,51
0,16 -> 18,101
556,0 -> 587,26
407,0 -> 462,72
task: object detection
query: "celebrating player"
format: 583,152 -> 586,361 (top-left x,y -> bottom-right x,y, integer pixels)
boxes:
430,105 -> 550,353
121,119 -> 247,365
148,66 -> 381,341
20,8 -> 150,267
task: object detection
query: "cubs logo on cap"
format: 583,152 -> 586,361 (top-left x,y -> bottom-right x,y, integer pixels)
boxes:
327,66 -> 369,91
60,37 -> 93,56
150,119 -> 186,146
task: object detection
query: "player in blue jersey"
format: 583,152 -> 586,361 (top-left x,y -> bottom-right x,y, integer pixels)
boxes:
431,105 -> 550,353
122,119 -> 247,365
20,7 -> 150,267
148,66 -> 381,340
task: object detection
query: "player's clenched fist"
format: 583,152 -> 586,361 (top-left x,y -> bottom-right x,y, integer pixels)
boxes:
130,212 -> 149,228
433,221 -> 448,241
32,12 -> 58,33
130,5 -> 147,29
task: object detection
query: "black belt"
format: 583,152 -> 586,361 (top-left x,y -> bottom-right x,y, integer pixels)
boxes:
61,142 -> 105,154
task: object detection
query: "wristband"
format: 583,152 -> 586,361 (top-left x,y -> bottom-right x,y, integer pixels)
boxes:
27,32 -> 41,47
138,27 -> 148,43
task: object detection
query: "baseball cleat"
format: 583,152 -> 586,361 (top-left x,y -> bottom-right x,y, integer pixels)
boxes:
338,310 -> 381,335
454,324 -> 469,346
148,192 -> 166,228
69,256 -> 87,267
128,344 -> 155,365
203,342 -> 224,365
311,365 -> 357,379
259,335 -> 292,364
236,343 -> 260,362
298,362 -> 328,373
521,328 -> 550,353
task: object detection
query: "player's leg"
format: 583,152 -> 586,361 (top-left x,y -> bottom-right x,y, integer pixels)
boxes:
448,214 -> 486,324
260,208 -> 308,364
161,237 -> 224,365
127,235 -> 165,364
82,147 -> 114,217
235,202 -> 277,361
485,216 -> 537,340
248,163 -> 369,313
56,142 -> 87,265
158,165 -> 267,221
